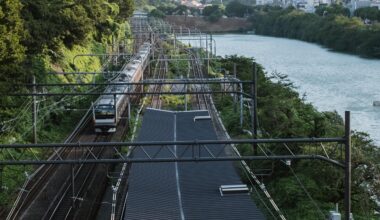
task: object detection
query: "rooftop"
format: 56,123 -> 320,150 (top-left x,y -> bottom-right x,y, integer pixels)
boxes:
124,109 -> 265,219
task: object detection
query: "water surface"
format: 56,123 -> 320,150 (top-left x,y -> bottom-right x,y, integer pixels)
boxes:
213,34 -> 380,144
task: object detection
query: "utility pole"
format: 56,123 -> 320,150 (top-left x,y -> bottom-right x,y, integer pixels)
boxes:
240,82 -> 243,128
252,63 -> 258,155
233,63 -> 237,113
344,111 -> 351,220
32,76 -> 37,144
206,33 -> 209,76
71,164 -> 75,208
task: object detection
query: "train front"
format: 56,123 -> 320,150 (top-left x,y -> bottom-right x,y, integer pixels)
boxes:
93,96 -> 116,133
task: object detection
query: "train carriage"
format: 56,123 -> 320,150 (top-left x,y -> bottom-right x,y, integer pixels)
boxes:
93,42 -> 151,133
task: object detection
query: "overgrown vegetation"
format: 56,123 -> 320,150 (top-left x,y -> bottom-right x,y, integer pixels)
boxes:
203,5 -> 225,22
213,55 -> 380,219
354,7 -> 380,22
0,0 -> 134,212
250,6 -> 380,58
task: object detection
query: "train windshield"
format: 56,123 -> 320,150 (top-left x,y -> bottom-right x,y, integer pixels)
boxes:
95,105 -> 115,119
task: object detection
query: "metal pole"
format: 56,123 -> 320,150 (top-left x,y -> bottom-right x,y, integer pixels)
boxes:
174,34 -> 176,53
114,94 -> 117,124
344,111 -> 351,220
233,63 -> 237,113
32,76 -> 37,144
253,63 -> 258,155
111,186 -> 116,220
240,82 -> 243,127
128,97 -> 131,123
206,34 -> 209,76
185,83 -> 188,111
210,34 -> 213,57
71,164 -> 75,208
222,70 -> 226,101
0,166 -> 2,191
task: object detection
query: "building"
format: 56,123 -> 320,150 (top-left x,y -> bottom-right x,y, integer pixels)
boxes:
370,1 -> 380,9
346,0 -> 372,14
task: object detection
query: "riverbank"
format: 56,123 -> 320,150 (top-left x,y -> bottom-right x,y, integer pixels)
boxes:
214,55 -> 380,219
165,15 -> 251,33
212,34 -> 380,145
250,7 -> 380,59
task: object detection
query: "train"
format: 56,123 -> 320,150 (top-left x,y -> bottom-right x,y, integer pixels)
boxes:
93,42 -> 151,133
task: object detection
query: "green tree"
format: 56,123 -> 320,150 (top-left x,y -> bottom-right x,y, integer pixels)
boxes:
109,0 -> 134,21
0,0 -> 25,66
174,5 -> 188,15
354,7 -> 380,21
315,4 -> 350,17
225,0 -> 253,17
0,0 -> 27,121
250,6 -> 380,58
215,55 -> 380,218
203,5 -> 224,22
149,8 -> 166,18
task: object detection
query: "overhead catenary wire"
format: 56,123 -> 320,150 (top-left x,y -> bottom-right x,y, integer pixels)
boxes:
256,127 -> 326,219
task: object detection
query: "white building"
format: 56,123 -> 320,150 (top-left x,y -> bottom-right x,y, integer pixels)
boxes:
370,1 -> 380,9
346,0 -> 372,14
256,0 -> 274,5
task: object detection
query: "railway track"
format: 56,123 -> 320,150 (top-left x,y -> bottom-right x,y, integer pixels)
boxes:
7,89 -> 136,220
5,13 -> 154,220
42,133 -> 112,220
187,49 -> 210,110
150,54 -> 167,109
6,108 -> 92,220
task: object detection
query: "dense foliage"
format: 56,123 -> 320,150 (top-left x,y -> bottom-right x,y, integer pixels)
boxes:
0,0 -> 133,211
0,0 -> 133,119
315,4 -> 350,17
203,5 -> 225,22
225,0 -> 254,17
354,7 -> 380,21
0,0 -> 27,89
250,6 -> 380,58
213,55 -> 380,219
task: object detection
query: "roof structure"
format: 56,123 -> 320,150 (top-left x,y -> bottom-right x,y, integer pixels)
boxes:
124,109 -> 265,220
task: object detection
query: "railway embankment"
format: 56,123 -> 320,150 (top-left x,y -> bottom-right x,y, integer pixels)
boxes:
0,22 -> 131,220
210,55 -> 380,219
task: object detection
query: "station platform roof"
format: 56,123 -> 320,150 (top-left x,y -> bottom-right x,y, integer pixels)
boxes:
124,109 -> 265,220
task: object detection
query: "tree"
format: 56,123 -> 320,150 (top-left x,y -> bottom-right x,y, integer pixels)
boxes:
20,0 -> 95,52
354,7 -> 380,21
149,9 -> 166,18
225,0 -> 253,17
203,5 -> 224,22
174,5 -> 188,15
0,0 -> 27,119
315,4 -> 350,17
109,0 -> 134,21
203,5 -> 221,16
0,0 -> 26,66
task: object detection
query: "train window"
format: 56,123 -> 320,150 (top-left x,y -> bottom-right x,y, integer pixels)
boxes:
95,105 -> 115,119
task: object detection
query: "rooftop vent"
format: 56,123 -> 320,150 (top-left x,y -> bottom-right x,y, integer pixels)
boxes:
219,184 -> 249,196
193,116 -> 211,122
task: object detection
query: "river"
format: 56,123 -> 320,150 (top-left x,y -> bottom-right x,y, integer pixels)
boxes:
212,34 -> 380,144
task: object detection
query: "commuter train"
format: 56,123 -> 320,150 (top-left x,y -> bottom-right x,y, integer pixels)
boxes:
93,42 -> 151,132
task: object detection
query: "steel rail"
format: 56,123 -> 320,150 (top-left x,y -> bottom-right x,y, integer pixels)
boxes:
6,107 -> 92,220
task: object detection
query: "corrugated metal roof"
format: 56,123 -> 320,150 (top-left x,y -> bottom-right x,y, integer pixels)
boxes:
124,109 -> 265,220
176,111 -> 265,220
124,110 -> 182,220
